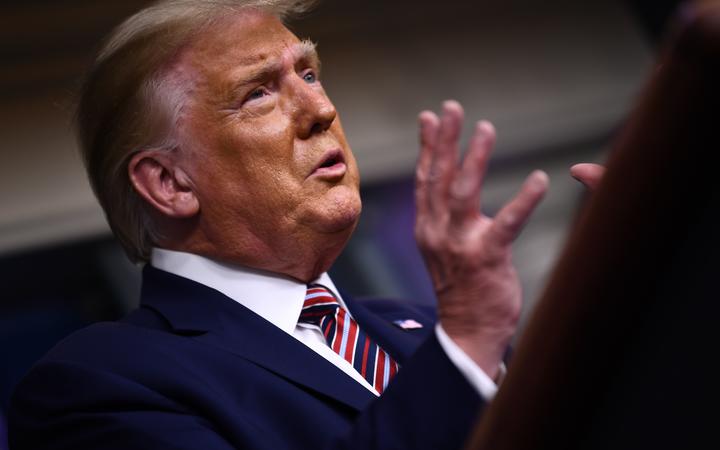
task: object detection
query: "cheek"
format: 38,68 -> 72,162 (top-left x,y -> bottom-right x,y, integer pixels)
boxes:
200,119 -> 292,177
226,116 -> 297,165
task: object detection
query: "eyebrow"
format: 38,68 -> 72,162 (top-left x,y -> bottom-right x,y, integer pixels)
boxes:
228,40 -> 320,92
295,39 -> 321,72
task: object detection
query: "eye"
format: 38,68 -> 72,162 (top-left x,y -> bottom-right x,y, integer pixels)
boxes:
245,87 -> 269,103
303,71 -> 317,84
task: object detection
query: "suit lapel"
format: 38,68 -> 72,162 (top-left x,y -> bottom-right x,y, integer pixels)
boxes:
343,294 -> 434,365
139,266 -> 375,412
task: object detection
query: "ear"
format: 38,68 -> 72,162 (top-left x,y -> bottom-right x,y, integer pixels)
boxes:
128,150 -> 200,218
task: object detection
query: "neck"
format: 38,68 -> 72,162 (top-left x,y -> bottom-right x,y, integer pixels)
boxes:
158,221 -> 355,283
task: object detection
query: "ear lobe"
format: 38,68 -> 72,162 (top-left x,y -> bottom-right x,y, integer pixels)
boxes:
128,151 -> 200,219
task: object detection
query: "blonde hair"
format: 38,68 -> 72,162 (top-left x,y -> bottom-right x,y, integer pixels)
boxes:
76,0 -> 319,262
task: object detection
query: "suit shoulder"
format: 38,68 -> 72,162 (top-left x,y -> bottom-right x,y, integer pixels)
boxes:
10,320 -> 206,419
42,320 -> 167,363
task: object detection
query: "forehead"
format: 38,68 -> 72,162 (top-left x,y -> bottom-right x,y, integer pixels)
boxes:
185,10 -> 301,76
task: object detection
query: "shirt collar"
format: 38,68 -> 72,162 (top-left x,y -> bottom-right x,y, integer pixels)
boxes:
150,248 -> 345,335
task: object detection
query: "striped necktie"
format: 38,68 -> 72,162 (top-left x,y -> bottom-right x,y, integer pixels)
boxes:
300,284 -> 399,394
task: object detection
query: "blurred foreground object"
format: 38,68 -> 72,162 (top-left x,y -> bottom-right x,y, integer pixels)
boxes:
467,1 -> 720,449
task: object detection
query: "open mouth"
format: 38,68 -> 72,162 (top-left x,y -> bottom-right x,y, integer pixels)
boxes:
319,150 -> 344,168
311,149 -> 347,178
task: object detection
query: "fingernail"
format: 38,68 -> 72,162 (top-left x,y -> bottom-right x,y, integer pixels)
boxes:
418,111 -> 438,128
481,120 -> 494,131
443,99 -> 461,112
531,170 -> 550,188
476,120 -> 495,135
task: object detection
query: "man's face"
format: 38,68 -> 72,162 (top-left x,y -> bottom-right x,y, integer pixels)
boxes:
175,10 -> 361,277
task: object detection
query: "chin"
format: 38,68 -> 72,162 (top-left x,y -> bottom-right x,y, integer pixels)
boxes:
310,185 -> 362,234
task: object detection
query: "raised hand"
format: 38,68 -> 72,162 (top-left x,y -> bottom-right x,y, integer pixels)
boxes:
415,101 -> 549,379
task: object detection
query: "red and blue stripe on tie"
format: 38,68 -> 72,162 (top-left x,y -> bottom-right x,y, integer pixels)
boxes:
300,285 -> 399,394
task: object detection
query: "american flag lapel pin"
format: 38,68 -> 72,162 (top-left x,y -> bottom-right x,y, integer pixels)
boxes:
392,319 -> 424,330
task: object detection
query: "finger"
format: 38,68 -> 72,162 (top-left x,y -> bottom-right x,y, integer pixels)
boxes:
489,170 -> 549,247
570,163 -> 606,191
415,111 -> 440,219
449,120 -> 496,224
428,100 -> 464,217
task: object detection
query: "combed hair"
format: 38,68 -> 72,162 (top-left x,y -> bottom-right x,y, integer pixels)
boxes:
76,0 -> 319,263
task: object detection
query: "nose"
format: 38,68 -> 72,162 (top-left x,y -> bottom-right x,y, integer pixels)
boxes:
292,78 -> 337,139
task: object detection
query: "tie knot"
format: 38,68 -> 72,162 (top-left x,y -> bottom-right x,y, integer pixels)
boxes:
299,285 -> 341,325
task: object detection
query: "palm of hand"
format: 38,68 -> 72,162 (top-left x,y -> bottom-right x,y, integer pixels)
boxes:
414,101 -> 548,374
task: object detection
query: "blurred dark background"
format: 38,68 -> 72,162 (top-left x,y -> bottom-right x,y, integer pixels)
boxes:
0,0 -> 684,445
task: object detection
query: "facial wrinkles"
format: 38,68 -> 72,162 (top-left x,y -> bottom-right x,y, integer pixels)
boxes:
211,56 -> 323,197
169,11 -> 360,278
222,39 -> 319,103
184,113 -> 296,234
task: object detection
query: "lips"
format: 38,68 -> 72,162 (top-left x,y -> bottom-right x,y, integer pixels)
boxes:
310,149 -> 347,179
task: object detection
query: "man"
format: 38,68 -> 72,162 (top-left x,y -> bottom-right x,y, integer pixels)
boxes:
9,1 -> 601,448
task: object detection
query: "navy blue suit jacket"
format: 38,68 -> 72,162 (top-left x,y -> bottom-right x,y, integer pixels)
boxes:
10,266 -> 484,449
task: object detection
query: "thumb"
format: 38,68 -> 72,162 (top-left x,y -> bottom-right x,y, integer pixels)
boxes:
570,163 -> 605,191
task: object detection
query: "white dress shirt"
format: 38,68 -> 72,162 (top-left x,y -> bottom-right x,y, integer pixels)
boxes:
151,248 -> 500,400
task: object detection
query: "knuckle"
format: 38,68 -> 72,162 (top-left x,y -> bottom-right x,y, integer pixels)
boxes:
450,180 -> 473,201
416,233 -> 444,254
419,233 -> 469,259
497,212 -> 520,232
415,168 -> 428,185
428,162 -> 452,184
446,240 -> 470,259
